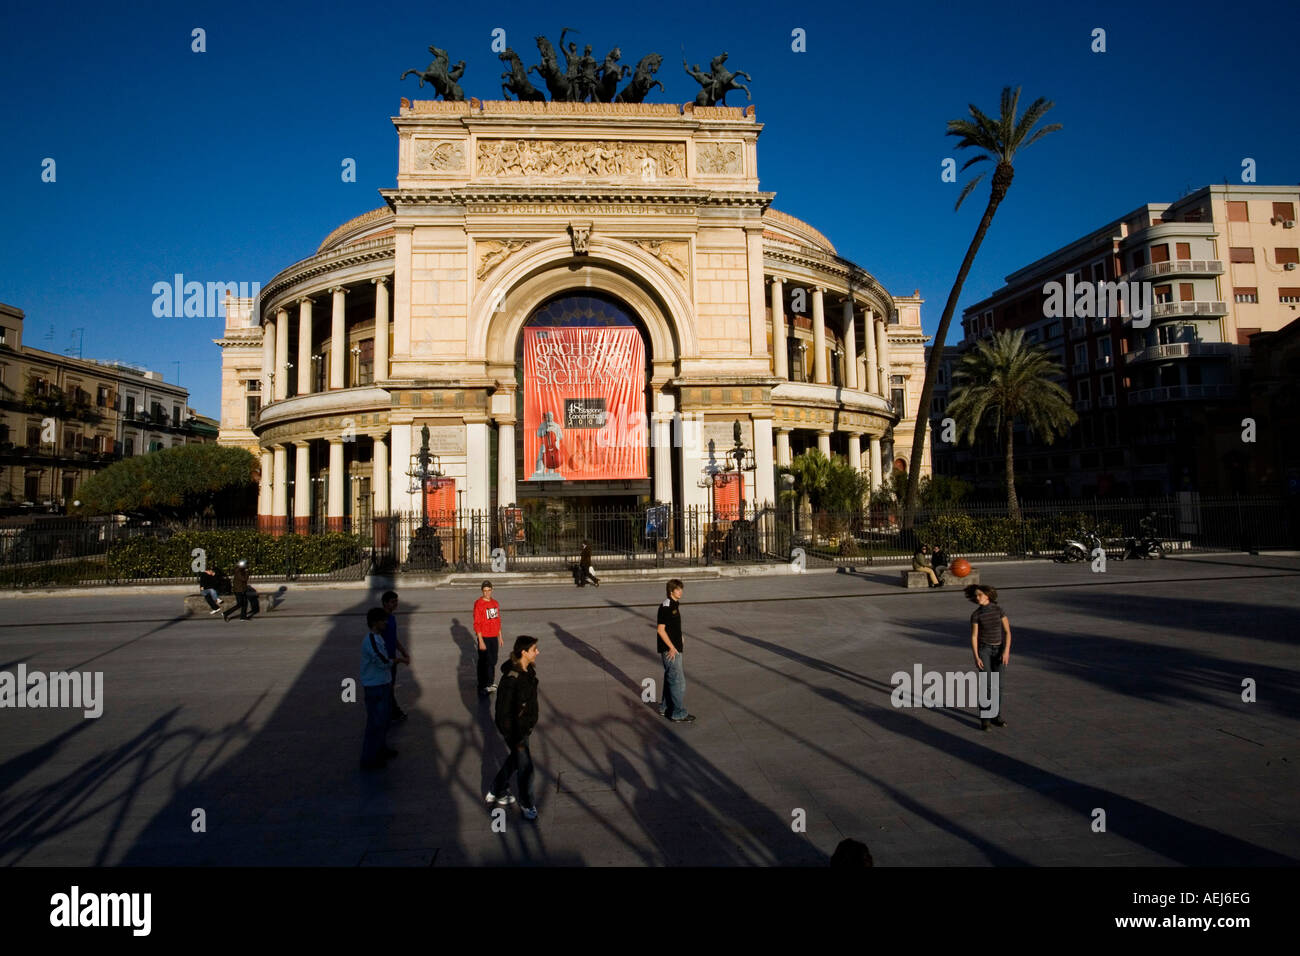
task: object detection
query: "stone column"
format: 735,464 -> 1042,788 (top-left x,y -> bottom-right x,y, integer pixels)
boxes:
372,432 -> 390,515
876,315 -> 892,396
329,286 -> 347,389
770,278 -> 788,380
753,417 -> 775,506
261,316 -> 275,400
817,429 -> 832,458
258,449 -> 273,527
864,309 -> 879,395
497,420 -> 516,508
373,277 -> 389,383
296,298 -> 313,396
293,441 -> 311,534
466,422 -> 490,512
869,435 -> 883,491
843,299 -> 858,390
847,433 -> 862,472
775,428 -> 791,467
812,288 -> 828,384
389,424 -> 413,518
272,444 -> 288,534
274,308 -> 289,401
327,438 -> 345,530
653,414 -> 673,504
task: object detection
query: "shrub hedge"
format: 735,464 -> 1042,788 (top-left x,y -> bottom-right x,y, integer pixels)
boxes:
105,529 -> 367,579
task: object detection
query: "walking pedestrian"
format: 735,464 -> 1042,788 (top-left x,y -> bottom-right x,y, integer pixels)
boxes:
486,635 -> 541,820
579,539 -> 600,587
360,606 -> 407,770
223,560 -> 254,621
967,584 -> 1011,731
381,591 -> 409,723
473,581 -> 502,697
656,578 -> 694,723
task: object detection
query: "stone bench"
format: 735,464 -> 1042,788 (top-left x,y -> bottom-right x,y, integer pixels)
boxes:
900,568 -> 981,588
183,594 -> 227,616
184,589 -> 280,617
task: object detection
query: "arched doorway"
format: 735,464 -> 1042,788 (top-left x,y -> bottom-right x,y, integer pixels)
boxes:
510,290 -> 656,513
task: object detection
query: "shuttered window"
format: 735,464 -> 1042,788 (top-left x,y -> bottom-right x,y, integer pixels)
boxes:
1227,201 -> 1249,222
1229,247 -> 1255,263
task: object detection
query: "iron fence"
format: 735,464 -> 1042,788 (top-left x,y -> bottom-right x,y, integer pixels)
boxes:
0,495 -> 1292,587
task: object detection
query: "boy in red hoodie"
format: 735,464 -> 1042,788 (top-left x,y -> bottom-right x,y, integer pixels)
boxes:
473,580 -> 503,697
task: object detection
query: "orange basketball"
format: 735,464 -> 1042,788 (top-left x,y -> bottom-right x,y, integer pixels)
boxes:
950,558 -> 971,578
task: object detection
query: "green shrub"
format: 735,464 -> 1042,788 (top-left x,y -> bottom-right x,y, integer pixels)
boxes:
105,530 -> 366,579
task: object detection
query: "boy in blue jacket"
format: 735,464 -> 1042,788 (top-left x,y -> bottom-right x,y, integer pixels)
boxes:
360,607 -> 408,770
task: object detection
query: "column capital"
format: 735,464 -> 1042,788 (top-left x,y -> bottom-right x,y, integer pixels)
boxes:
330,286 -> 348,296
327,436 -> 344,446
371,276 -> 389,287
364,431 -> 389,441
275,307 -> 288,318
296,296 -> 314,306
817,428 -> 834,436
293,439 -> 310,449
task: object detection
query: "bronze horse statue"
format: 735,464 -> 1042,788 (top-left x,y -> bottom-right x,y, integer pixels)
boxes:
499,48 -> 545,101
529,35 -> 572,101
401,45 -> 466,102
614,53 -> 664,104
594,47 -> 630,102
683,51 -> 751,106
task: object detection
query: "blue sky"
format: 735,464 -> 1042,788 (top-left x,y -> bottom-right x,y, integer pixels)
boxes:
2,0 -> 1296,416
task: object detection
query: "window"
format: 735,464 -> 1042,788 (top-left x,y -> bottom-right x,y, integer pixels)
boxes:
245,379 -> 261,392
1235,288 -> 1259,303
0,327 -> 6,346
1176,242 -> 1191,260
357,338 -> 375,385
1153,284 -> 1173,304
1229,247 -> 1255,263
1046,321 -> 1062,339
172,405 -> 181,425
891,387 -> 906,416
151,402 -> 163,421
125,395 -> 135,417
1280,288 -> 1300,304
1077,379 -> 1091,401
1098,339 -> 1113,365
125,438 -> 134,456
1074,343 -> 1088,367
936,366 -> 946,386
1100,374 -> 1115,397
1273,202 -> 1295,222
1130,249 -> 1146,271
1227,200 -> 1249,222
246,395 -> 261,424
1179,283 -> 1194,302
1091,262 -> 1106,282
1150,244 -> 1169,264
27,424 -> 41,447
1277,248 -> 1300,265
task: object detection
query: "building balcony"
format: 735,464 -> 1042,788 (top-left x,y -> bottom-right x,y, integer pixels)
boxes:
1125,259 -> 1224,283
1123,342 -> 1236,365
1072,361 -> 1089,374
1098,395 -> 1116,407
1074,398 -> 1092,412
1148,301 -> 1229,320
771,381 -> 893,418
1127,383 -> 1236,404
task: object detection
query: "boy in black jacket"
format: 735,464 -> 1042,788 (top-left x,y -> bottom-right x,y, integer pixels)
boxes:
486,635 -> 541,820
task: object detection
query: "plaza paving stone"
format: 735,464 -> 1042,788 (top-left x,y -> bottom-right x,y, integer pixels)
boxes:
0,553 -> 1297,866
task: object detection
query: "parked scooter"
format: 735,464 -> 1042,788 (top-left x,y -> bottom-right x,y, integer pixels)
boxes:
1121,512 -> 1166,559
1059,526 -> 1102,563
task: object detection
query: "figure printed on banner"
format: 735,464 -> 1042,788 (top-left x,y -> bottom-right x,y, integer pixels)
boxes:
531,411 -> 565,480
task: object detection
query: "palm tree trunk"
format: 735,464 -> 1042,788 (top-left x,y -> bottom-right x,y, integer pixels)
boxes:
1004,418 -> 1021,522
902,163 -> 1014,527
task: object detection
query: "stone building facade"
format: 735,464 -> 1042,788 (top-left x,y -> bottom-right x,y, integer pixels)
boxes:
216,100 -> 930,530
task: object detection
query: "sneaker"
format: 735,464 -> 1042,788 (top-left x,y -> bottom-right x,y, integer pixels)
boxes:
669,713 -> 696,723
521,806 -> 538,821
496,793 -> 516,806
487,684 -> 497,693
991,718 -> 1007,727
657,707 -> 667,718
209,608 -> 222,614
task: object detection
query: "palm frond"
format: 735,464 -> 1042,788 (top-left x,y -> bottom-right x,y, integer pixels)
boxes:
955,172 -> 985,210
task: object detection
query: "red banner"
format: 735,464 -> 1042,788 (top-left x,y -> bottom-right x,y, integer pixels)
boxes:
713,472 -> 744,521
424,477 -> 456,528
523,327 -> 646,481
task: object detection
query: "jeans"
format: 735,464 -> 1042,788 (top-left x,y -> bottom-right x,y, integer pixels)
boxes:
388,664 -> 404,718
361,684 -> 392,765
978,644 -> 1005,718
659,650 -> 686,719
201,588 -> 220,610
477,638 -> 499,691
490,735 -> 535,806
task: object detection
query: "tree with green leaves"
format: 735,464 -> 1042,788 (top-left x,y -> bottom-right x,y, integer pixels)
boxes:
783,449 -> 871,513
903,86 -> 1062,523
72,443 -> 258,519
946,329 -> 1077,520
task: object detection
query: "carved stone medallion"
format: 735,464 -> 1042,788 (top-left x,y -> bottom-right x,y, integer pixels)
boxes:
696,141 -> 743,175
413,139 -> 467,171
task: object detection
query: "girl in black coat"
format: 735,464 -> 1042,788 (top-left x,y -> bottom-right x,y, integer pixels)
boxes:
486,635 -> 541,819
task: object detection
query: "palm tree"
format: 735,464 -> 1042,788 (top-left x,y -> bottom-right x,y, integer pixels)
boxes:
946,329 -> 1077,520
902,87 -> 1062,523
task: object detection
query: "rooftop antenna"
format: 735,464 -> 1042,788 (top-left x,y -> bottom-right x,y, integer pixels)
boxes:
172,361 -> 182,384
64,328 -> 85,359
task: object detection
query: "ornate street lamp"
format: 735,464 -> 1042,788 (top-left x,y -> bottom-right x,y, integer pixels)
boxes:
405,424 -> 442,527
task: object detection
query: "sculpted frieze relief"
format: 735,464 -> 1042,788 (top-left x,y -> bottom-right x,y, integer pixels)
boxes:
412,139 -> 467,171
696,141 -> 743,175
475,139 -> 685,179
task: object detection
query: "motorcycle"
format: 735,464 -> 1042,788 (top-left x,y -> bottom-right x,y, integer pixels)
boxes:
1121,513 -> 1166,559
1059,526 -> 1101,563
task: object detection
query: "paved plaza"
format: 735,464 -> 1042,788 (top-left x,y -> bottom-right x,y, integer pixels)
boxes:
1,554 -> 1297,866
